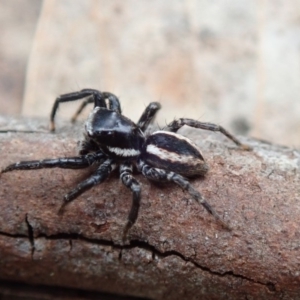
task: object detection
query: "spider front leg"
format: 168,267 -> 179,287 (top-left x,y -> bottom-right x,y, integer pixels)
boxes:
71,92 -> 122,124
138,160 -> 230,230
50,89 -> 103,131
166,119 -> 251,150
119,163 -> 141,241
50,89 -> 121,131
1,152 -> 105,173
59,158 -> 116,214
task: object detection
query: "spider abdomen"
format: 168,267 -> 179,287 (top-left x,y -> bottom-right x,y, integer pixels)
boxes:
141,131 -> 209,177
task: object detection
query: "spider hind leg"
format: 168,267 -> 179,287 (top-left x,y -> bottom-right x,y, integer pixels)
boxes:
166,118 -> 251,150
138,160 -> 231,230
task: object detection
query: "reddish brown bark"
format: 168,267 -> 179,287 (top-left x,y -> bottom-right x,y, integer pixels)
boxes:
0,117 -> 299,299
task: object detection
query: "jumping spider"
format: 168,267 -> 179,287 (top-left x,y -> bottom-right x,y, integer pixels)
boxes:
1,89 -> 251,240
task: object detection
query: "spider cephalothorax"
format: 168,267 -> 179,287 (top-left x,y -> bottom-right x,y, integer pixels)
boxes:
1,89 -> 251,240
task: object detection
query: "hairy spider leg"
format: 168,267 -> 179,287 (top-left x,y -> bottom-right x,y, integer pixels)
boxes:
1,152 -> 105,173
119,163 -> 141,240
50,89 -> 121,131
166,119 -> 252,150
137,102 -> 162,132
59,158 -> 116,214
138,160 -> 231,230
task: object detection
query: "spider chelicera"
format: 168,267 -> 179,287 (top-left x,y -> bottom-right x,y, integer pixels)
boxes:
1,89 -> 251,240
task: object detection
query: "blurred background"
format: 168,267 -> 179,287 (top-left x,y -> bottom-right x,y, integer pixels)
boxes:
0,0 -> 300,147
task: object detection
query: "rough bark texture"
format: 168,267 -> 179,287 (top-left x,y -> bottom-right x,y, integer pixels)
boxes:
0,116 -> 300,299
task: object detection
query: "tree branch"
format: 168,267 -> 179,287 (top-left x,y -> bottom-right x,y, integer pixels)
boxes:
0,116 -> 299,299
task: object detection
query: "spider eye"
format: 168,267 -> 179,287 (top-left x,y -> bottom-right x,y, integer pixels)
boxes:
103,131 -> 114,136
96,130 -> 115,137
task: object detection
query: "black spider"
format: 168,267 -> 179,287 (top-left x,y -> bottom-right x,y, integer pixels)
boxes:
1,89 -> 251,240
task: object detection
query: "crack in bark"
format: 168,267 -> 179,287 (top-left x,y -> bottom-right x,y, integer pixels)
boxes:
0,231 -> 27,239
25,214 -> 35,259
128,239 -> 276,293
68,239 -> 73,254
0,230 -> 275,292
118,248 -> 123,261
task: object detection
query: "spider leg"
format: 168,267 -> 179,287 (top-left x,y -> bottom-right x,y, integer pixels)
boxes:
59,158 -> 116,214
138,160 -> 231,230
166,118 -> 251,150
50,89 -> 104,131
102,92 -> 122,113
50,89 -> 121,131
1,152 -> 105,173
119,163 -> 141,241
71,92 -> 123,123
137,102 -> 161,132
70,96 -> 94,123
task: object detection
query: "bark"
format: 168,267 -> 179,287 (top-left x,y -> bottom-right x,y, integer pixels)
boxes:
0,116 -> 300,300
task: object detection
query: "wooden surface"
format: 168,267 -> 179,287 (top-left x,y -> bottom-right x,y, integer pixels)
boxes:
0,116 -> 300,299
